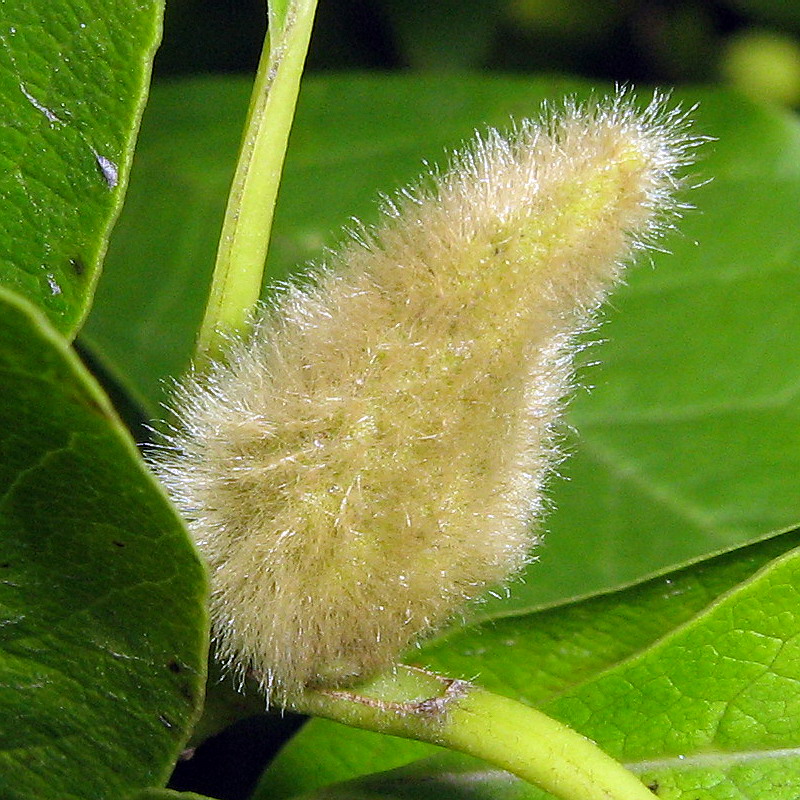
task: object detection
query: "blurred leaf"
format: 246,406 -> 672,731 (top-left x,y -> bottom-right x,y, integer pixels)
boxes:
290,743 -> 800,800
634,3 -> 718,83
720,29 -> 800,106
0,0 -> 164,335
382,0 -> 503,70
259,528 -> 800,798
128,791 -> 217,800
0,288 -> 208,799
158,0 -> 264,76
84,75 -> 800,607
727,0 -> 800,29
80,77 -> 250,413
506,0 -> 622,38
291,752 -> 538,799
262,720 -> 434,800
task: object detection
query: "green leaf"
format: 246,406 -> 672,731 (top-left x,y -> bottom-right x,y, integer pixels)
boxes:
83,74 -> 800,603
258,529 -> 800,799
546,543 -> 800,791
289,745 -> 800,800
0,288 -> 208,799
421,528 -> 800,703
286,752 -> 564,799
0,0 -> 164,335
262,721 -> 435,800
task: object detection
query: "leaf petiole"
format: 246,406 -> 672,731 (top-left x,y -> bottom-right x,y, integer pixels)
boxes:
290,665 -> 655,800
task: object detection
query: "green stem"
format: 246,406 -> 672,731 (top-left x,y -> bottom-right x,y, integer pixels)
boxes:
290,665 -> 654,800
196,0 -> 318,362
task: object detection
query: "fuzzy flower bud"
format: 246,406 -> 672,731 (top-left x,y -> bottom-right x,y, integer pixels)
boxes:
155,92 -> 695,703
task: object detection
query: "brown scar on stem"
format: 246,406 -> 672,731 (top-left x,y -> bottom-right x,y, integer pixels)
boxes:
310,668 -> 470,716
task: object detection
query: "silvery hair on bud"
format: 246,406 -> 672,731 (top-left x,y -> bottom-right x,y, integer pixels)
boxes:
153,89 -> 699,704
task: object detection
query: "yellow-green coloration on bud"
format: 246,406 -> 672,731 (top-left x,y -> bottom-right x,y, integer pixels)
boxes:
155,92 -> 695,704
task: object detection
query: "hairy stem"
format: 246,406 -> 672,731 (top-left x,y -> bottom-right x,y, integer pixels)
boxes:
196,0 -> 318,362
290,665 -> 655,800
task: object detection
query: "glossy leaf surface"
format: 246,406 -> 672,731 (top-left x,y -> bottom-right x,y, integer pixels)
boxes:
0,289 -> 208,799
0,0 -> 163,335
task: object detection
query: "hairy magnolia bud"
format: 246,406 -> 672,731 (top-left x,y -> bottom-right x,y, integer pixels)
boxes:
155,92 -> 695,703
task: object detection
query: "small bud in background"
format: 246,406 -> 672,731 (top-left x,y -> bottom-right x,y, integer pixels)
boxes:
721,29 -> 800,108
154,91 -> 696,704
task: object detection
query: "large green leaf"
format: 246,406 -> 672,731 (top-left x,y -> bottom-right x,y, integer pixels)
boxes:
83,75 -> 800,606
286,744 -> 800,800
0,0 -> 164,335
258,529 -> 800,799
422,528 -> 800,702
292,753 -> 539,800
0,288 -> 208,799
